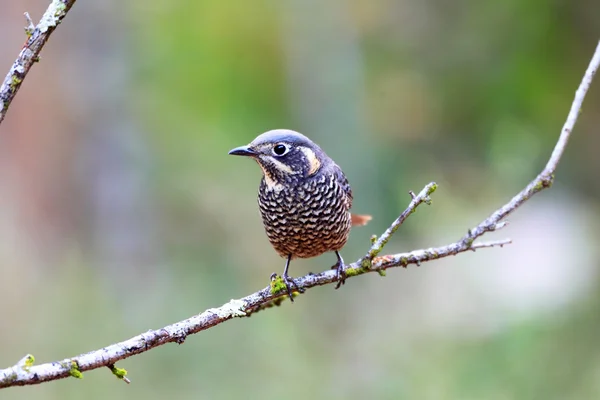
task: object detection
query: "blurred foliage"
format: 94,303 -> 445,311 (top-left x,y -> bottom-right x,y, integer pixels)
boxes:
1,0 -> 600,399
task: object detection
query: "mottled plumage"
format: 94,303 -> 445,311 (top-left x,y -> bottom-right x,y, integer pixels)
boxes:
229,129 -> 370,300
259,165 -> 352,259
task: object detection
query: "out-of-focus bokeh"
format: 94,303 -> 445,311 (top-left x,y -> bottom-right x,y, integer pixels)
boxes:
1,0 -> 599,398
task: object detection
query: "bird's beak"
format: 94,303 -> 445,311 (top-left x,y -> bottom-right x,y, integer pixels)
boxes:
228,145 -> 257,157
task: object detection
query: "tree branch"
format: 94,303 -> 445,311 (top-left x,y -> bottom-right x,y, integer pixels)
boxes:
0,181 -> 504,388
0,8 -> 597,387
0,0 -> 77,124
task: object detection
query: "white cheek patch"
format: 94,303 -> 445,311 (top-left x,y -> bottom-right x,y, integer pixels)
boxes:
265,156 -> 296,175
299,147 -> 321,176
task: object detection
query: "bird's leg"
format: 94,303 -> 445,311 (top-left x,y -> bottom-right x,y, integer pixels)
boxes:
333,251 -> 346,289
281,254 -> 299,302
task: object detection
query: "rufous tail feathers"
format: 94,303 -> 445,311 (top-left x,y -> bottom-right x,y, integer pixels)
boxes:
351,213 -> 372,227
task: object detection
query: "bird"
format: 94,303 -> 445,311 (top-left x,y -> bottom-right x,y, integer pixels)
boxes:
228,129 -> 371,300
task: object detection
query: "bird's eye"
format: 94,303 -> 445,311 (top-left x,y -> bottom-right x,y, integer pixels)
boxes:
272,143 -> 289,156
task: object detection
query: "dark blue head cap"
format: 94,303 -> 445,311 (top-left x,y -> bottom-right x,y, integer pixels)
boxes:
229,129 -> 324,158
250,129 -> 320,149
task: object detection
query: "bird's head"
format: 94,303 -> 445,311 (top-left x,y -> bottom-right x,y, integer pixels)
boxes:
228,129 -> 328,187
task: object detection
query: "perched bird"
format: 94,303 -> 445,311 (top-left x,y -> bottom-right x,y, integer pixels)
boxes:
228,129 -> 370,300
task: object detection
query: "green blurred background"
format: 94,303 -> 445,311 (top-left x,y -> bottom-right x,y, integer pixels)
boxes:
1,0 -> 600,399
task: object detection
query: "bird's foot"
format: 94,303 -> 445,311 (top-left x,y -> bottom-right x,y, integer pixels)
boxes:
270,272 -> 302,302
282,273 -> 301,302
333,260 -> 347,289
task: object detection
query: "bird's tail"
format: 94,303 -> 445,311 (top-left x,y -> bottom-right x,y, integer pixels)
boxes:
351,213 -> 372,226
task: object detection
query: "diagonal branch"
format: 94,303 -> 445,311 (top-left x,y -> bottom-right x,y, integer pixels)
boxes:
0,183 -> 506,388
0,0 -> 77,124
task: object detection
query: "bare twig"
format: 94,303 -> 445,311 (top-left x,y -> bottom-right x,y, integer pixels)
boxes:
363,182 -> 437,264
445,40 -> 600,256
470,238 -> 512,249
0,0 -> 77,124
0,23 -> 597,390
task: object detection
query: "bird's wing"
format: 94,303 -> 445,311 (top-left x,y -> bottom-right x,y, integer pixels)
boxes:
332,164 -> 353,209
333,164 -> 372,227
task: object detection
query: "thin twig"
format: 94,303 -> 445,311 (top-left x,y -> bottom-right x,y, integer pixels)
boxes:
363,182 -> 437,264
546,43 -> 600,172
471,238 -> 512,249
454,41 -> 600,251
0,0 -> 77,124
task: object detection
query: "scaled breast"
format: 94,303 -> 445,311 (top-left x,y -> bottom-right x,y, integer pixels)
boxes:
257,172 -> 352,258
